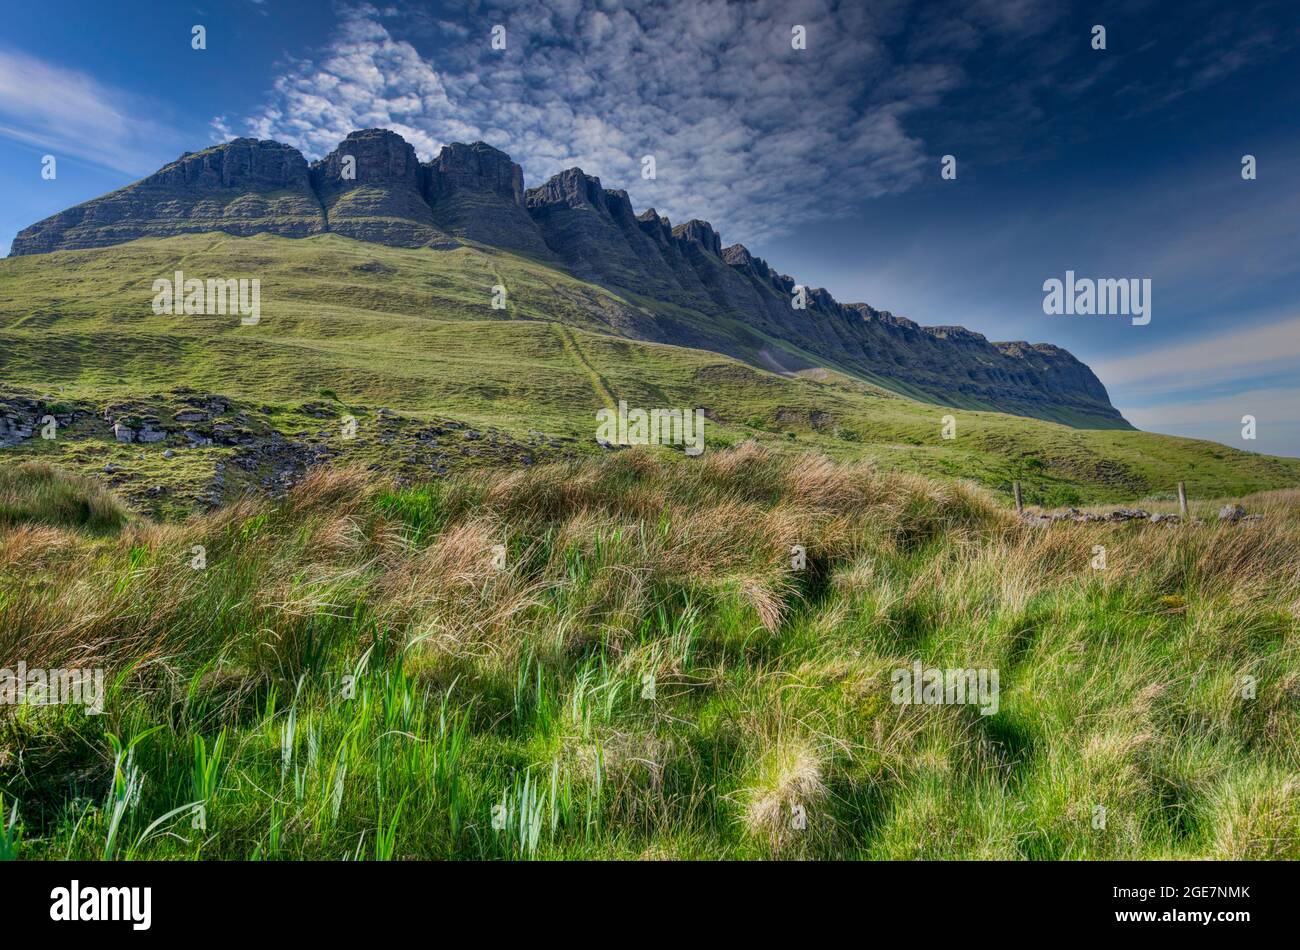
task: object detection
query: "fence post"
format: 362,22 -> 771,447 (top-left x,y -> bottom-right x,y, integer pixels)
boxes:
1177,481 -> 1187,518
1013,481 -> 1023,513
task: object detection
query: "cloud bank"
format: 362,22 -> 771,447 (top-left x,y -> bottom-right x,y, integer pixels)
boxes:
215,0 -> 966,243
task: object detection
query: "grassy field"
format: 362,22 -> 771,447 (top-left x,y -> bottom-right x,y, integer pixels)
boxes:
2,232 -> 1299,511
0,450 -> 1297,860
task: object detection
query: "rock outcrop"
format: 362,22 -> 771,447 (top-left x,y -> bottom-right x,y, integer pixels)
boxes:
310,129 -> 454,249
8,128 -> 1129,428
9,139 -> 324,254
525,170 -> 691,303
422,142 -> 552,257
521,171 -> 1125,426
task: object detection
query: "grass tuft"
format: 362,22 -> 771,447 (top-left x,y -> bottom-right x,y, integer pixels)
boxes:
0,449 -> 1297,859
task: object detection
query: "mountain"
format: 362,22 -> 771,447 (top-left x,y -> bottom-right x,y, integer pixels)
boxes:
7,230 -> 1300,519
425,141 -> 554,258
9,138 -> 325,253
311,129 -> 453,249
10,128 -> 1127,428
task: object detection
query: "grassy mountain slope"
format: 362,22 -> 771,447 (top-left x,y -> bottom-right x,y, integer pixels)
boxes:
2,232 -> 1298,514
9,128 -> 1128,429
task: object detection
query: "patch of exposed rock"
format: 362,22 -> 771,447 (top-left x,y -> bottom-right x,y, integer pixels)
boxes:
2,387 -> 578,513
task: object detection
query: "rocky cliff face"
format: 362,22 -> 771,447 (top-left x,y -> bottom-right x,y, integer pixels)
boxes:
311,129 -> 453,249
523,166 -> 1124,426
423,142 -> 553,258
8,128 -> 1128,428
844,307 -> 1117,420
524,170 -> 691,303
9,139 -> 324,254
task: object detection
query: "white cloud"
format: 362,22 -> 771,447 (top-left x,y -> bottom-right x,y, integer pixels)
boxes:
1123,386 -> 1300,428
0,49 -> 171,175
1093,313 -> 1300,398
217,0 -> 964,244
1095,312 -> 1300,456
1121,385 -> 1300,459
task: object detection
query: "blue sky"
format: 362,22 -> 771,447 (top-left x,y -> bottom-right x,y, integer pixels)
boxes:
2,0 -> 1298,454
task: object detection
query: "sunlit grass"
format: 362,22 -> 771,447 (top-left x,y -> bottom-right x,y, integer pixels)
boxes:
0,446 -> 1297,860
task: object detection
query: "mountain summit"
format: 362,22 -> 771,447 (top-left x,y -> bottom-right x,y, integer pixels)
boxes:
9,129 -> 1128,428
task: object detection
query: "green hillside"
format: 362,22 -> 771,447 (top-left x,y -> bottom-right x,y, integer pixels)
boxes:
2,232 -> 1297,514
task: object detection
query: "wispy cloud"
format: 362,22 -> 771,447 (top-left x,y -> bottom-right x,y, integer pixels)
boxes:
1094,313 -> 1300,398
234,10 -> 458,163
1096,312 -> 1300,456
215,1 -> 965,243
0,49 -> 171,175
1117,2 -> 1299,116
216,0 -> 1298,249
1123,386 -> 1300,427
1122,384 -> 1300,458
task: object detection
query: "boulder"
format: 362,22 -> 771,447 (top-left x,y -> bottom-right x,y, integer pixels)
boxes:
1219,504 -> 1247,523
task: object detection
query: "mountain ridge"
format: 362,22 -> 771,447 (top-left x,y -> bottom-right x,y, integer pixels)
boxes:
8,128 -> 1130,428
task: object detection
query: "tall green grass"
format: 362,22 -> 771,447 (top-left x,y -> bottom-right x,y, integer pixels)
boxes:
0,462 -> 129,533
0,447 -> 1297,859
